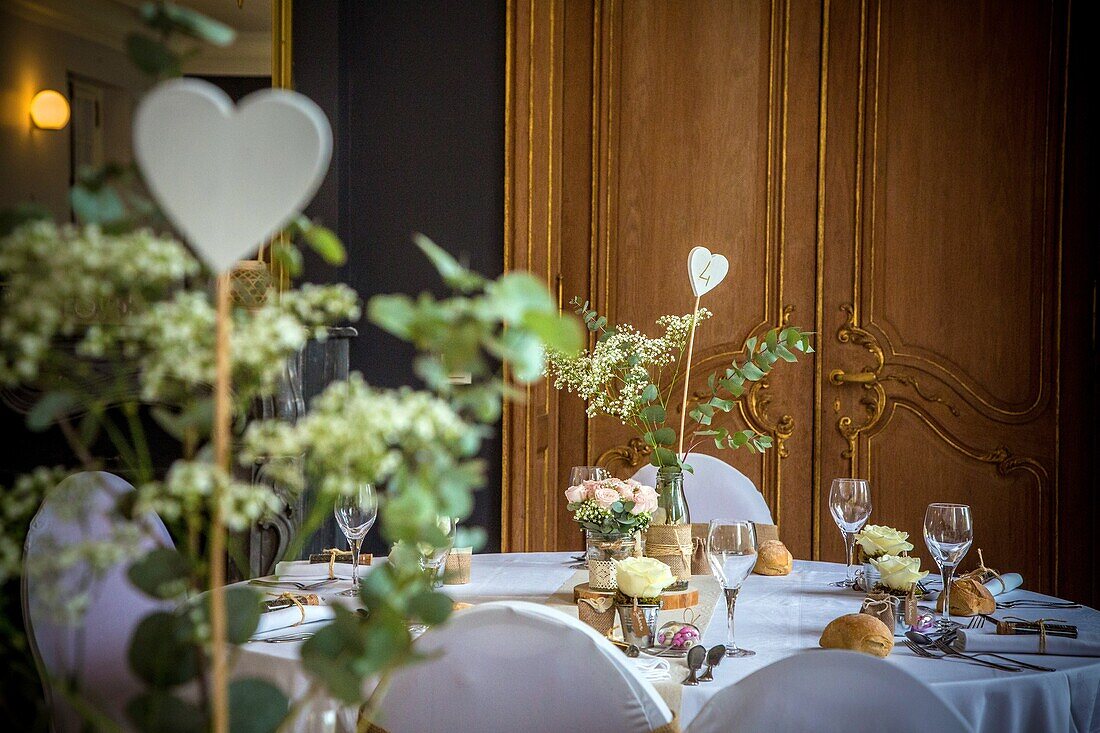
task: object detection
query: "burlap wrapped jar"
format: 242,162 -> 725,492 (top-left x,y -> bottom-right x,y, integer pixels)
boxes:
577,596 -> 616,636
644,524 -> 693,587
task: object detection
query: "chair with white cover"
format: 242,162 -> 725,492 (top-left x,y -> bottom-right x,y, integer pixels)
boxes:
684,650 -> 973,733
631,452 -> 772,525
376,601 -> 675,733
22,471 -> 176,731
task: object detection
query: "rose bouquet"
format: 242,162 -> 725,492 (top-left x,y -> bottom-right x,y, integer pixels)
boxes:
565,477 -> 658,535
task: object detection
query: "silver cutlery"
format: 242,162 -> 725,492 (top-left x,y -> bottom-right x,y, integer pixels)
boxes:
682,644 -> 707,686
698,645 -> 726,682
996,599 -> 1081,610
905,631 -> 1019,672
249,632 -> 316,643
249,578 -> 339,591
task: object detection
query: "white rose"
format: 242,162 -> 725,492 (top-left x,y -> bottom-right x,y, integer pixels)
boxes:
855,525 -> 914,558
869,554 -> 929,591
615,557 -> 674,598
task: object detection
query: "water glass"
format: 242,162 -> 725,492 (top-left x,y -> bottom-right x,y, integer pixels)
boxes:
829,478 -> 872,586
334,483 -> 378,597
569,466 -> 609,555
924,503 -> 973,623
418,516 -> 458,586
707,519 -> 757,658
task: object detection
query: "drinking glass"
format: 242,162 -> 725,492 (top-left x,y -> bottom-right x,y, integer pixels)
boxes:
569,466 -> 609,560
418,516 -> 458,586
924,503 -> 973,624
334,483 -> 378,596
829,478 -> 872,587
707,519 -> 758,658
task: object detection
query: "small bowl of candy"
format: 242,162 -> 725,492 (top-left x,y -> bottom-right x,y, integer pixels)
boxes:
656,621 -> 701,654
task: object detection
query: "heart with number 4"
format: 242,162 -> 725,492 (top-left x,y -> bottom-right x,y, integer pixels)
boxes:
133,78 -> 333,274
687,246 -> 729,297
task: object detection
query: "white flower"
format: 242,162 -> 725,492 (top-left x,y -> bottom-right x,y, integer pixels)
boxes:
616,556 -> 674,598
869,554 -> 928,591
855,525 -> 913,558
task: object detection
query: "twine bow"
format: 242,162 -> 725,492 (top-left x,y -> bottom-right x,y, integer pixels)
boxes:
860,595 -> 896,628
275,592 -> 307,626
320,547 -> 343,579
579,596 -> 615,613
646,539 -> 692,573
1001,616 -> 1065,654
960,548 -> 1004,593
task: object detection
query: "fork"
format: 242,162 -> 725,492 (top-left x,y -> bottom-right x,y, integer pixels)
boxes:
926,635 -> 1021,672
939,629 -> 1055,672
249,578 -> 338,591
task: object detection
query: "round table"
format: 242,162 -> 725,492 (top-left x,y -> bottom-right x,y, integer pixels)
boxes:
233,553 -> 1100,732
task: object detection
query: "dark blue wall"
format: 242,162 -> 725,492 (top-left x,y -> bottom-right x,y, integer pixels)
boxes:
293,0 -> 506,553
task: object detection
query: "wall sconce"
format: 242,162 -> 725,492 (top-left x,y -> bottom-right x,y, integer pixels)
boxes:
30,89 -> 70,130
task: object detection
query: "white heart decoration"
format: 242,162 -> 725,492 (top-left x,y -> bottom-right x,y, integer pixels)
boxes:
687,246 -> 729,297
133,78 -> 333,274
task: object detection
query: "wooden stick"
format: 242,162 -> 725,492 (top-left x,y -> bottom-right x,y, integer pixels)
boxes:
676,295 -> 702,458
210,273 -> 231,733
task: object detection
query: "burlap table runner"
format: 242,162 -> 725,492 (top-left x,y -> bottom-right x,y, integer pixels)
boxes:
547,570 -> 721,715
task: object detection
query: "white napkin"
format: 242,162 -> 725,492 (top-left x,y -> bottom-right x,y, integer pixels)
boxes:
274,559 -> 357,580
629,656 -> 671,682
954,629 -> 1099,657
984,572 -> 1023,596
254,604 -> 336,635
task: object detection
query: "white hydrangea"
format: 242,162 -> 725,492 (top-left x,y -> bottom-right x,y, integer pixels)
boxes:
135,460 -> 284,532
240,373 -> 474,497
0,221 -> 199,385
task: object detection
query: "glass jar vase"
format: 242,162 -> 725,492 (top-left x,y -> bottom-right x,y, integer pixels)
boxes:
586,530 -> 636,591
645,466 -> 691,591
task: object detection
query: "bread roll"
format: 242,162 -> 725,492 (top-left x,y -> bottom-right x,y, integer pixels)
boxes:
819,613 -> 894,657
936,576 -> 995,615
753,539 -> 793,576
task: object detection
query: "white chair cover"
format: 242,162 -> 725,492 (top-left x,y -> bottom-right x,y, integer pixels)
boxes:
22,471 -> 175,731
376,601 -> 674,733
631,453 -> 773,525
685,650 -> 973,733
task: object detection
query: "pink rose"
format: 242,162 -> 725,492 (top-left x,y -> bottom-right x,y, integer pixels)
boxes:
614,480 -> 634,497
593,487 -> 621,509
564,484 -> 587,504
582,479 -> 602,494
630,485 -> 659,515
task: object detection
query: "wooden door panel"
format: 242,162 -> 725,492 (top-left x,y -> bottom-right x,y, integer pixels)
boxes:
818,0 -> 1067,592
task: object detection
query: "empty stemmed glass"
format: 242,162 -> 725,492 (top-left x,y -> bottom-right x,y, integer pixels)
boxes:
707,519 -> 758,658
418,516 -> 457,587
569,466 -> 609,561
829,478 -> 872,587
334,483 -> 378,597
924,503 -> 973,625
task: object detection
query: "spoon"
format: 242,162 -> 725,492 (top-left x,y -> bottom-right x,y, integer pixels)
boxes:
682,644 -> 707,686
698,645 -> 726,682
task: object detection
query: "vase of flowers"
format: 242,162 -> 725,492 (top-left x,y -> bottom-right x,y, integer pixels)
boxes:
546,299 -> 812,589
614,557 -> 674,647
855,525 -> 914,591
566,477 -> 657,590
866,554 -> 929,632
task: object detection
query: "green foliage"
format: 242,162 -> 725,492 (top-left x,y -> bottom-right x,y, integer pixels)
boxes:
128,612 -> 198,688
127,690 -> 206,733
128,548 -> 190,600
228,679 -> 288,733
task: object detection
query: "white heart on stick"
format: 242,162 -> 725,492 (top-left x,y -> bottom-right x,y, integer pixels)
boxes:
133,78 -> 333,274
688,246 -> 729,297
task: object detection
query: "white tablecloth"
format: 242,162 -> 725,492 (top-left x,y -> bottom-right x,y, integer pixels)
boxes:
233,553 -> 1100,732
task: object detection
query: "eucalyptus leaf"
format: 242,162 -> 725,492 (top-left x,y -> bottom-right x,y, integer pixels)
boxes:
125,34 -> 181,78
640,404 -> 666,424
228,679 -> 288,733
407,590 -> 453,625
128,548 -> 189,600
414,233 -> 485,292
71,184 -> 126,225
129,612 -> 198,688
126,690 -> 205,733
27,391 -> 78,431
301,223 -> 346,265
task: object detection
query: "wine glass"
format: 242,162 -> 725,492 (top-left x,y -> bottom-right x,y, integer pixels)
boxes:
418,516 -> 457,586
707,519 -> 758,658
569,466 -> 609,560
924,503 -> 973,625
334,483 -> 377,596
829,478 -> 872,587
